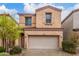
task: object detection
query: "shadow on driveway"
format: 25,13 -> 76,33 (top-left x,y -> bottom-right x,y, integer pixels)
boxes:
19,49 -> 79,56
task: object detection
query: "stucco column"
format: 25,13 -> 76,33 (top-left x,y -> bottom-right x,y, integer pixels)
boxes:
24,34 -> 28,49
15,39 -> 19,46
59,34 -> 63,49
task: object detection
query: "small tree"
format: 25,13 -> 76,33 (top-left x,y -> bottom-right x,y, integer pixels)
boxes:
0,15 -> 22,51
62,32 -> 79,54
69,32 -> 79,45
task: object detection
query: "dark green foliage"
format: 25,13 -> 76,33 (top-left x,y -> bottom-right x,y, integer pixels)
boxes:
9,46 -> 22,55
62,40 -> 77,54
0,47 -> 5,53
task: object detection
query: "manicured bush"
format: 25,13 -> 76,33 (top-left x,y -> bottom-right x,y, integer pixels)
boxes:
9,46 -> 22,55
0,52 -> 9,56
62,40 -> 77,54
0,47 -> 5,53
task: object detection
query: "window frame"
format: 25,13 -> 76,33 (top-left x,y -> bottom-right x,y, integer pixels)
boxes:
45,13 -> 52,24
25,17 -> 32,26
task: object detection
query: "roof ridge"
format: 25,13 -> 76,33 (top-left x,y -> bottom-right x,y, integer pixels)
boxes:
61,9 -> 79,24
36,5 -> 62,12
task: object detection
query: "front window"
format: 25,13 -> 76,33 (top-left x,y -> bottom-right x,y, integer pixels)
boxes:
25,17 -> 32,26
45,13 -> 52,24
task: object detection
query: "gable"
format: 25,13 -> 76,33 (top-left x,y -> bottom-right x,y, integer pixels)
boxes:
36,5 -> 62,12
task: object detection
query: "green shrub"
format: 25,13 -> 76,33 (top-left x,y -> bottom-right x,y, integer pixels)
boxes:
9,46 -> 22,55
62,40 -> 77,54
0,52 -> 9,56
0,47 -> 5,53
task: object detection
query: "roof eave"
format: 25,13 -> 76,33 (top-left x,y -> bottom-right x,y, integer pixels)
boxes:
36,5 -> 62,12
61,9 -> 79,24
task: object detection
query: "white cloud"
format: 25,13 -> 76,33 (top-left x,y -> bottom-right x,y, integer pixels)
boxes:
0,5 -> 6,10
23,3 -> 64,13
9,9 -> 19,22
73,4 -> 79,9
61,9 -> 72,21
0,5 -> 19,22
0,5 -> 9,14
24,3 -> 37,14
36,3 -> 54,8
56,6 -> 64,9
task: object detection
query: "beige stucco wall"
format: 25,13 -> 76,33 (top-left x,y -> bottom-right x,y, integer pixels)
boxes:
19,15 -> 25,27
24,30 -> 63,49
19,8 -> 61,29
19,14 -> 36,28
62,14 -> 73,40
36,8 -> 61,28
15,39 -> 19,46
73,11 -> 79,29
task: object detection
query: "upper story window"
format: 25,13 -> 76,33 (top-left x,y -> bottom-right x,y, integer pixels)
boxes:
45,13 -> 52,24
25,17 -> 32,26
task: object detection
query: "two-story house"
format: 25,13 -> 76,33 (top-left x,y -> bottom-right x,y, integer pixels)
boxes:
19,5 -> 63,49
62,9 -> 79,41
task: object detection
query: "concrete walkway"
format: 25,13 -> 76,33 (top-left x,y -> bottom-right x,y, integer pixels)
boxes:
19,49 -> 79,56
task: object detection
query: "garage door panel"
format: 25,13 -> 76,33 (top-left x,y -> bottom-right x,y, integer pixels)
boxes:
28,36 -> 58,49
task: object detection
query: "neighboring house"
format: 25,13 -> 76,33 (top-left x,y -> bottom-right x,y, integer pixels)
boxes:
62,9 -> 79,40
19,5 -> 63,49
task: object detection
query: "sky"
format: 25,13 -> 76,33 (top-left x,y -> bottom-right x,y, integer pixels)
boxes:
0,3 -> 79,22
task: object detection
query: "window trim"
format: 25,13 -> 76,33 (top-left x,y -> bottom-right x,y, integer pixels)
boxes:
45,13 -> 52,25
25,17 -> 32,26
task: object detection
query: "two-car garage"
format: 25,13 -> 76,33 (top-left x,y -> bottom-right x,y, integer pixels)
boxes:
28,36 -> 59,49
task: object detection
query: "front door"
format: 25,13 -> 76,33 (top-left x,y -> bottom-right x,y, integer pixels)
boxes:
20,33 -> 25,48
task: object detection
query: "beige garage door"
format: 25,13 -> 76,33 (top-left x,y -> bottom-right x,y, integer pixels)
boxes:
28,36 -> 58,49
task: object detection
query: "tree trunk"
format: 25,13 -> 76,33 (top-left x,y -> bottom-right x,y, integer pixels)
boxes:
2,38 -> 5,48
2,39 -> 9,52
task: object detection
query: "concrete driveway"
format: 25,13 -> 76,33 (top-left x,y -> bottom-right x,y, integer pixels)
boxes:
20,49 -> 79,56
